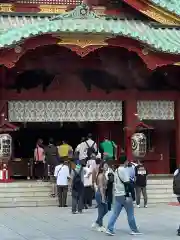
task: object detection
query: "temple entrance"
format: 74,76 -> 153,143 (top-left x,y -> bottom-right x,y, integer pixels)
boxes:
10,120 -> 123,179
13,122 -> 97,159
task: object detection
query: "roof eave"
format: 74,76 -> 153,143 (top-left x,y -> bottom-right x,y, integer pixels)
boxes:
122,0 -> 180,25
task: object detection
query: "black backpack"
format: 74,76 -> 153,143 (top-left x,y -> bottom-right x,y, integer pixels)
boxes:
173,169 -> 180,195
72,168 -> 83,192
86,141 -> 96,159
108,172 -> 114,183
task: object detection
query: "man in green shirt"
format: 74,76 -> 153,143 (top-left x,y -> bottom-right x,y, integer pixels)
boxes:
100,137 -> 117,161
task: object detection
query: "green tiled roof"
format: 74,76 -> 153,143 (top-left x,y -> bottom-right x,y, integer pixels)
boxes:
149,0 -> 180,16
0,3 -> 180,54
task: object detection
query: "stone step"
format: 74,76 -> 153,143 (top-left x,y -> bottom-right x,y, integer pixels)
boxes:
0,181 -> 52,188
0,187 -> 52,193
147,185 -> 172,189
147,180 -> 173,184
0,191 -> 51,197
147,189 -> 173,193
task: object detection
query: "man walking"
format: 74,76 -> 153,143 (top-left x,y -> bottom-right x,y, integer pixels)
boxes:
45,138 -> 59,197
58,140 -> 73,161
135,160 -> 148,208
71,161 -> 85,214
173,166 -> 180,236
54,159 -> 70,207
75,134 -> 97,162
106,157 -> 141,236
100,137 -> 117,161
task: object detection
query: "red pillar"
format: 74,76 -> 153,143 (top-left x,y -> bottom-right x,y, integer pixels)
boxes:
175,100 -> 180,168
124,98 -> 137,161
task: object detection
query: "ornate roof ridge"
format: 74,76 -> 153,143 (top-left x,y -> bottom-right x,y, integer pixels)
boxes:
50,3 -> 101,20
0,4 -> 180,54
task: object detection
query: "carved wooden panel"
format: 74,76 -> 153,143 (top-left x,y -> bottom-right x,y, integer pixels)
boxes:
17,0 -> 81,5
8,100 -> 122,122
137,101 -> 174,120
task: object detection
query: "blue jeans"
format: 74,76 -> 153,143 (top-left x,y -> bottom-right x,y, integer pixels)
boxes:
95,190 -> 108,227
107,196 -> 138,233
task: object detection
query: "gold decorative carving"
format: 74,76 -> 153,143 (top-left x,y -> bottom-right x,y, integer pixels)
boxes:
141,9 -> 177,25
174,62 -> 180,66
139,0 -> 180,25
67,45 -> 104,57
142,48 -> 149,56
0,4 -> 13,12
56,34 -> 109,48
92,6 -> 106,16
39,5 -> 67,14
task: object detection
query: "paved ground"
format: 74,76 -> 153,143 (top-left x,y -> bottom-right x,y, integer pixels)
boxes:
0,205 -> 179,240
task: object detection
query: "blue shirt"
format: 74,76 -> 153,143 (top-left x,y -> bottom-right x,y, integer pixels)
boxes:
126,166 -> 135,182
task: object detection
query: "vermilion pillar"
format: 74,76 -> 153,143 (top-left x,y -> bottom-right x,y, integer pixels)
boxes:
175,100 -> 180,168
124,98 -> 137,161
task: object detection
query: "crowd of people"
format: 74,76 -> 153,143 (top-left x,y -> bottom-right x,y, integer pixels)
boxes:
33,133 -> 149,236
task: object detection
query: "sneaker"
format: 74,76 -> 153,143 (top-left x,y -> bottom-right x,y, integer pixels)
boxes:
91,222 -> 99,229
98,226 -> 106,232
130,231 -> 142,235
136,205 -> 140,208
144,205 -> 147,208
106,229 -> 115,236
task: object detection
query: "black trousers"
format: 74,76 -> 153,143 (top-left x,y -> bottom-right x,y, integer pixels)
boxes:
44,162 -> 57,180
84,186 -> 93,207
72,187 -> 84,213
57,185 -> 68,207
34,161 -> 44,179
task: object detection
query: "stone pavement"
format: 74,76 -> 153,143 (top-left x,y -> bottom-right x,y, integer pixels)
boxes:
0,205 -> 179,240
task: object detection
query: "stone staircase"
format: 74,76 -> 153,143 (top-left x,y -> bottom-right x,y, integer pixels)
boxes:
0,178 -> 177,207
0,181 -> 58,207
147,177 -> 176,204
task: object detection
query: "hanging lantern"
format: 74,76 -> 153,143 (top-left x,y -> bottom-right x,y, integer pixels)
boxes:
131,133 -> 147,158
0,134 -> 12,161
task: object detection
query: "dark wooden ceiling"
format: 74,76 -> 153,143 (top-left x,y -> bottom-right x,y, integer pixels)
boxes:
3,45 -> 180,93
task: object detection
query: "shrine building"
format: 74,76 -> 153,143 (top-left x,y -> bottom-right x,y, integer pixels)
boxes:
0,0 -> 180,176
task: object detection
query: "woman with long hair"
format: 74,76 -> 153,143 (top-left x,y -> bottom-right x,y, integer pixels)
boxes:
92,161 -> 108,232
34,139 -> 45,180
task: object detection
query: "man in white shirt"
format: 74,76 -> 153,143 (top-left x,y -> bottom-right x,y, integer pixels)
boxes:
75,134 -> 97,161
54,160 -> 70,207
106,158 -> 141,236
